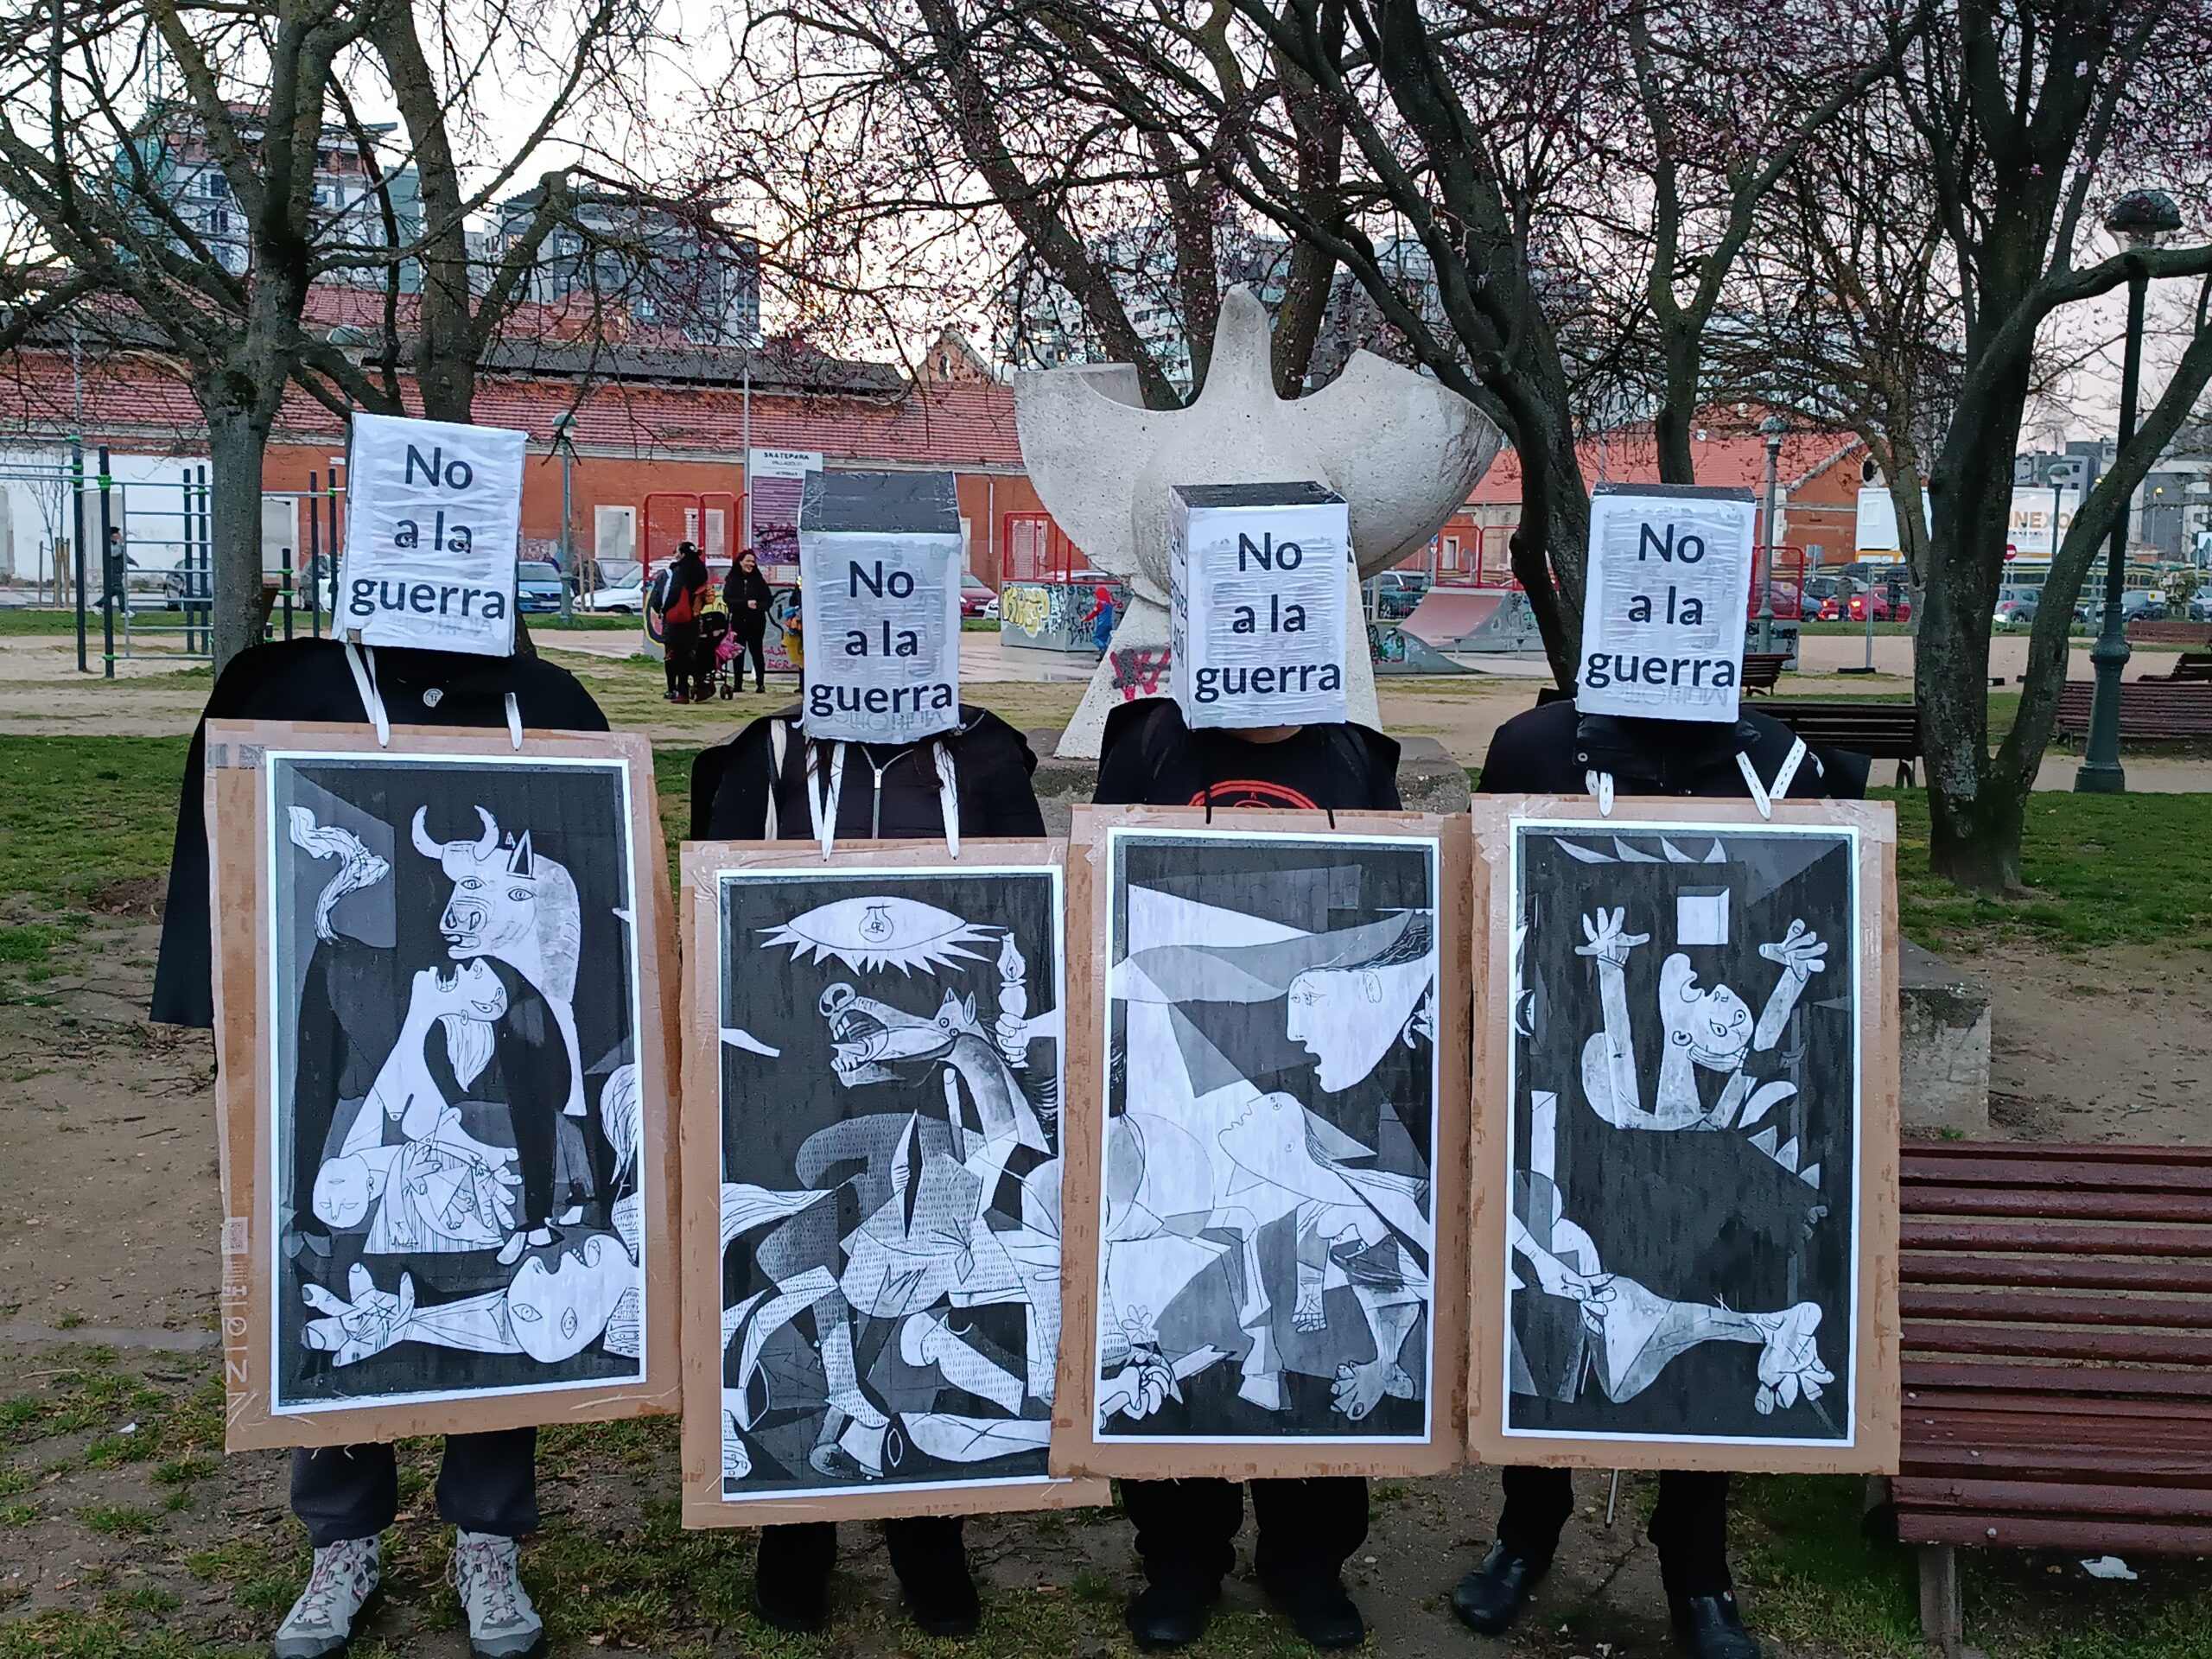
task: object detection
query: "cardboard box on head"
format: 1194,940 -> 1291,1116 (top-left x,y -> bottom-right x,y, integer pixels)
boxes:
1169,481 -> 1351,729
798,469 -> 963,743
1576,483 -> 1758,723
339,411 -> 527,657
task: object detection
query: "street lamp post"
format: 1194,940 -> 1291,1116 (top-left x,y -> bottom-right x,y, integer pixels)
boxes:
553,410 -> 576,624
2077,189 -> 2183,794
1758,415 -> 1787,653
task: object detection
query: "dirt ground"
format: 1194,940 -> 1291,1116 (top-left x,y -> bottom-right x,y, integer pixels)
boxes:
6,629 -> 2212,1656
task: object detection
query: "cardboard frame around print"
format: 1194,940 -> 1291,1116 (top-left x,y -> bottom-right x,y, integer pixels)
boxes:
204,721 -> 681,1450
1466,796 -> 1901,1475
677,838 -> 1107,1527
1058,806 -> 1471,1482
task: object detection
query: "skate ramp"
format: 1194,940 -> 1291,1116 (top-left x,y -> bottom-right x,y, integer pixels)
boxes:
1403,586 -> 1546,653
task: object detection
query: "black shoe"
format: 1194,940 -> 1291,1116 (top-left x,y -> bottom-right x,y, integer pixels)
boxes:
1452,1542 -> 1548,1637
753,1570 -> 828,1636
1673,1593 -> 1762,1659
1260,1568 -> 1366,1649
1126,1581 -> 1219,1651
899,1563 -> 981,1638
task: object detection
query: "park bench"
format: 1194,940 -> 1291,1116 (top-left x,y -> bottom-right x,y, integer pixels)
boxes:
2126,620 -> 2212,647
1739,651 -> 1788,694
1754,698 -> 1921,785
1894,1141 -> 2212,1656
2158,652 -> 2212,683
2052,679 -> 2212,740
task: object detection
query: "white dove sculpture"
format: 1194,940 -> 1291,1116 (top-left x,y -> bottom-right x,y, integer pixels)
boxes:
1014,285 -> 1501,756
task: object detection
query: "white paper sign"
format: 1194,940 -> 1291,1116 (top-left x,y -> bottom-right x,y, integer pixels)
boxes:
1170,483 -> 1350,729
339,412 -> 526,657
798,471 -> 962,742
1576,485 -> 1758,723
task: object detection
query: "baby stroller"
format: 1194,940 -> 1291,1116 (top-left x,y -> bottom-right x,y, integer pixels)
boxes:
696,594 -> 737,700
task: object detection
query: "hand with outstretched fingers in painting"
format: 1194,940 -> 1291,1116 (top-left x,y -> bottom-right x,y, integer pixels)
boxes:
1758,918 -> 1827,979
1574,907 -> 1649,970
301,1263 -> 416,1366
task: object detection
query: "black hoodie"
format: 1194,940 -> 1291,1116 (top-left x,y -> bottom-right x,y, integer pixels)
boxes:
694,703 -> 1046,841
149,638 -> 608,1028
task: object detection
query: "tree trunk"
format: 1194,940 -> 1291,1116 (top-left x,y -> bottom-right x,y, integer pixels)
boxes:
1918,374 -> 2028,891
1926,774 -> 2024,893
1652,326 -> 1700,485
205,404 -> 272,673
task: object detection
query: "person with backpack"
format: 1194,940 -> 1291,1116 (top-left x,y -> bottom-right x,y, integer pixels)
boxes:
653,543 -> 713,702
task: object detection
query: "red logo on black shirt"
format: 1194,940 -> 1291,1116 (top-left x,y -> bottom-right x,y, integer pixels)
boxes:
1185,780 -> 1319,810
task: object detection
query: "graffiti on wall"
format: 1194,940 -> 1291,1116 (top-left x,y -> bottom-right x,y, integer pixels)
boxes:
1109,646 -> 1172,702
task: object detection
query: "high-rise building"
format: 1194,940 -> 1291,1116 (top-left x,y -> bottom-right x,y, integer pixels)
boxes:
139,104 -> 422,289
494,188 -> 761,346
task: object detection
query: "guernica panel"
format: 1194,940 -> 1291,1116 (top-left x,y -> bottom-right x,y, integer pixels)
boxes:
689,852 -> 1093,1519
257,747 -> 655,1420
1070,817 -> 1467,1477
1471,803 -> 1900,1469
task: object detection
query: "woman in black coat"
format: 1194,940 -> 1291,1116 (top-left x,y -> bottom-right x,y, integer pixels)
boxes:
722,549 -> 774,693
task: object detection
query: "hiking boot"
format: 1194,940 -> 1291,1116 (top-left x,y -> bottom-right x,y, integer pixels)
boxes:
1674,1592 -> 1763,1659
450,1531 -> 544,1659
1452,1541 -> 1548,1636
1259,1567 -> 1366,1649
1126,1580 -> 1220,1651
272,1535 -> 379,1659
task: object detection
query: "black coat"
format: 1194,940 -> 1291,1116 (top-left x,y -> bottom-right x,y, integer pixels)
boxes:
150,639 -> 609,1028
1475,700 -> 1868,802
1092,696 -> 1402,811
723,566 -> 774,640
693,703 -> 1046,842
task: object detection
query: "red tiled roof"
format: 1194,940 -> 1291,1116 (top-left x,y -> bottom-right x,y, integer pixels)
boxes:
1466,417 -> 1865,507
0,346 -> 1027,468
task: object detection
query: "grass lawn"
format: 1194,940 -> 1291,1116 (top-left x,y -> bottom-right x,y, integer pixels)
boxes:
1884,785 -> 2212,953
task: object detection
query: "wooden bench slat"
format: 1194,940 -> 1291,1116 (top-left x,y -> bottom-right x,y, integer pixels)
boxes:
1903,1218 -> 2212,1257
1904,1407 -> 2212,1447
1899,1514 -> 2212,1553
1904,1394 -> 2212,1427
1901,1287 -> 2212,1330
1904,1360 -> 2212,1399
1901,1254 -> 2212,1294
1909,1323 -> 2212,1366
1904,1141 -> 2212,1169
1904,1186 -> 2212,1223
1892,1478 -> 2212,1522
1901,1157 -> 2212,1194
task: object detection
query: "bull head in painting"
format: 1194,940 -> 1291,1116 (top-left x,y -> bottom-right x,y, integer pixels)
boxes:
410,805 -> 582,1004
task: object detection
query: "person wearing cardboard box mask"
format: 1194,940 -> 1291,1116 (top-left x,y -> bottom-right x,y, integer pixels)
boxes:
1453,486 -> 1868,1659
150,415 -> 588,1659
690,470 -> 1043,1639
1092,484 -> 1398,1653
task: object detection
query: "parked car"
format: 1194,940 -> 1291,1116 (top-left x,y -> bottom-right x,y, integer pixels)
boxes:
1993,594 -> 2037,629
2121,589 -> 2166,623
960,575 -> 1000,620
1374,571 -> 1428,620
2190,590 -> 2212,623
1802,575 -> 1841,607
515,559 -> 569,613
582,576 -> 644,614
1840,586 -> 1910,623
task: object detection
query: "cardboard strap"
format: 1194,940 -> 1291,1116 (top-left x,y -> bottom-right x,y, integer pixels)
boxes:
764,720 -> 789,841
504,693 -> 523,751
805,740 -> 848,859
932,741 -> 961,860
343,640 -> 391,747
1584,769 -> 1616,817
